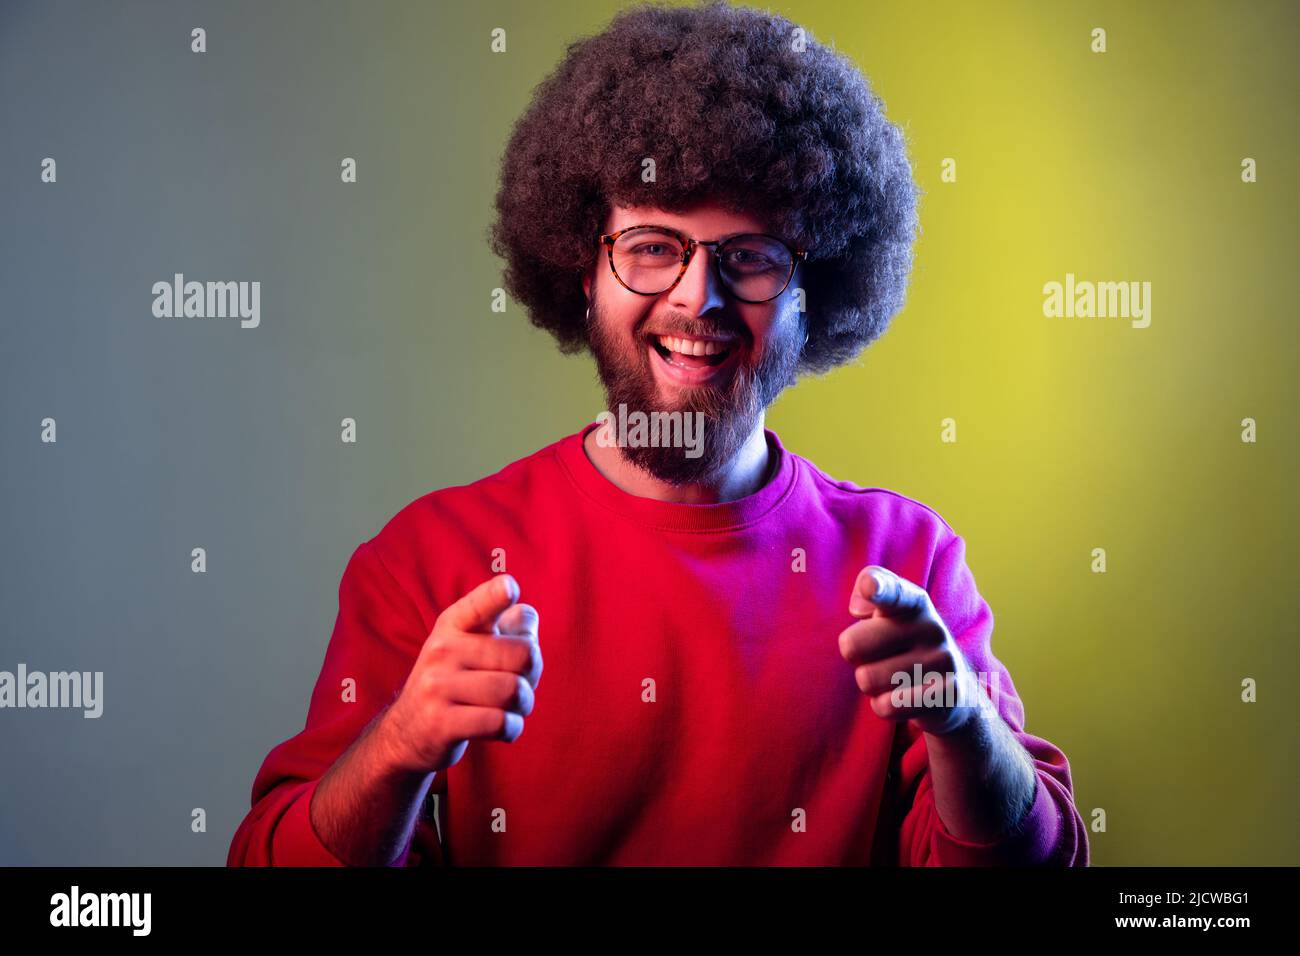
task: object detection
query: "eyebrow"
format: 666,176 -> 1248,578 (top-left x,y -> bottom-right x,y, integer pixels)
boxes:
616,225 -> 762,241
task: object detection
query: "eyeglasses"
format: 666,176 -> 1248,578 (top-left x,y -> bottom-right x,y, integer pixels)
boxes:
598,224 -> 806,304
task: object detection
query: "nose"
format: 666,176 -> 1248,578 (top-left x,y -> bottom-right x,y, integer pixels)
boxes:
666,243 -> 728,318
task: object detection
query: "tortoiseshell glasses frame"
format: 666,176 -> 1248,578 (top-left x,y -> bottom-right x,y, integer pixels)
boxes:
598,224 -> 807,304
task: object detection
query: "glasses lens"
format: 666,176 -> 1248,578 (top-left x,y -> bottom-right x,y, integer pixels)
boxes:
718,235 -> 794,302
611,228 -> 686,294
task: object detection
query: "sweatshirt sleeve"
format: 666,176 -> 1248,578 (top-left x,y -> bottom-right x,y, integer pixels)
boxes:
891,532 -> 1090,866
227,537 -> 446,866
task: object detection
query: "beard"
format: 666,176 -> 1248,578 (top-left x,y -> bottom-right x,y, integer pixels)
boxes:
584,286 -> 805,486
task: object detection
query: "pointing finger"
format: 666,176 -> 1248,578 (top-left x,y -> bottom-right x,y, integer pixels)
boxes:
849,566 -> 928,620
440,574 -> 519,634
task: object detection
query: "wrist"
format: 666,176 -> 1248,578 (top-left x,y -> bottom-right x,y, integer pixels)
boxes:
922,699 -> 994,751
921,694 -> 992,741
372,705 -> 421,777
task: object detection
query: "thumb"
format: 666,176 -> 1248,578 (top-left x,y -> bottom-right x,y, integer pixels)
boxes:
440,573 -> 519,634
849,566 -> 927,619
494,602 -> 539,639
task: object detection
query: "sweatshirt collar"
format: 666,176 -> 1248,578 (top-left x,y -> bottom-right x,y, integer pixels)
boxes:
555,419 -> 798,533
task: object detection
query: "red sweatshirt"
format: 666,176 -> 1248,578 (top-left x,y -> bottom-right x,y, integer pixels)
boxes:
228,421 -> 1089,866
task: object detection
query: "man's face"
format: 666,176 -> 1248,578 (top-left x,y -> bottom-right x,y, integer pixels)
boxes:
582,202 -> 806,485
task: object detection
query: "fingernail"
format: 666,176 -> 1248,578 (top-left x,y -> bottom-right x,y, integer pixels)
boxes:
849,570 -> 874,615
870,568 -> 893,602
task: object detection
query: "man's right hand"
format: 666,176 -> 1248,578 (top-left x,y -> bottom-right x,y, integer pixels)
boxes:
380,573 -> 542,775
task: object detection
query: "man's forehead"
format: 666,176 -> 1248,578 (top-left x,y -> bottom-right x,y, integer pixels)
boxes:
606,203 -> 772,235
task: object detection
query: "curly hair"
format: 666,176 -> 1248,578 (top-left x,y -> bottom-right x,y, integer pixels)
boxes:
488,0 -> 921,376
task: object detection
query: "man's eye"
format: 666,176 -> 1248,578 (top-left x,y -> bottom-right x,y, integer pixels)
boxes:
632,243 -> 675,257
725,250 -> 775,270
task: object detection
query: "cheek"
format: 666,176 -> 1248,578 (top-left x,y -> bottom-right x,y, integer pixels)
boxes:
744,311 -> 790,359
593,296 -> 647,348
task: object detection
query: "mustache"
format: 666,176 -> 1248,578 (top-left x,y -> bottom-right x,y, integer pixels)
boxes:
640,317 -> 747,343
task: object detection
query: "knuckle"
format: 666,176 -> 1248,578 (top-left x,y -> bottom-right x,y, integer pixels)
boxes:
416,668 -> 442,698
919,620 -> 946,647
518,675 -> 535,715
877,663 -> 899,690
510,674 -> 529,710
426,634 -> 454,661
854,665 -> 872,694
496,672 -> 518,706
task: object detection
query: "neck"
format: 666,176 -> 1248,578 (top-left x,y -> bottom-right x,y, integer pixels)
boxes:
582,414 -> 775,504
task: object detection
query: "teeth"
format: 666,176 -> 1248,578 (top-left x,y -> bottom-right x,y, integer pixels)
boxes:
657,335 -> 731,356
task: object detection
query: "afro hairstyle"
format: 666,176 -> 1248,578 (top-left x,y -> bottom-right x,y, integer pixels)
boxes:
488,0 -> 921,376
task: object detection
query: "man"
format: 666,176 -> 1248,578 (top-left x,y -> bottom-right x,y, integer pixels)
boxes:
229,0 -> 1088,866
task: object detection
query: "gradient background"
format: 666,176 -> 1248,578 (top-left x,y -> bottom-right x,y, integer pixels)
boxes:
1,0 -> 1296,865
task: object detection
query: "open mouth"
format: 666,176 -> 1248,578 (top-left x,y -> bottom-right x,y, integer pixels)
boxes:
649,334 -> 738,370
